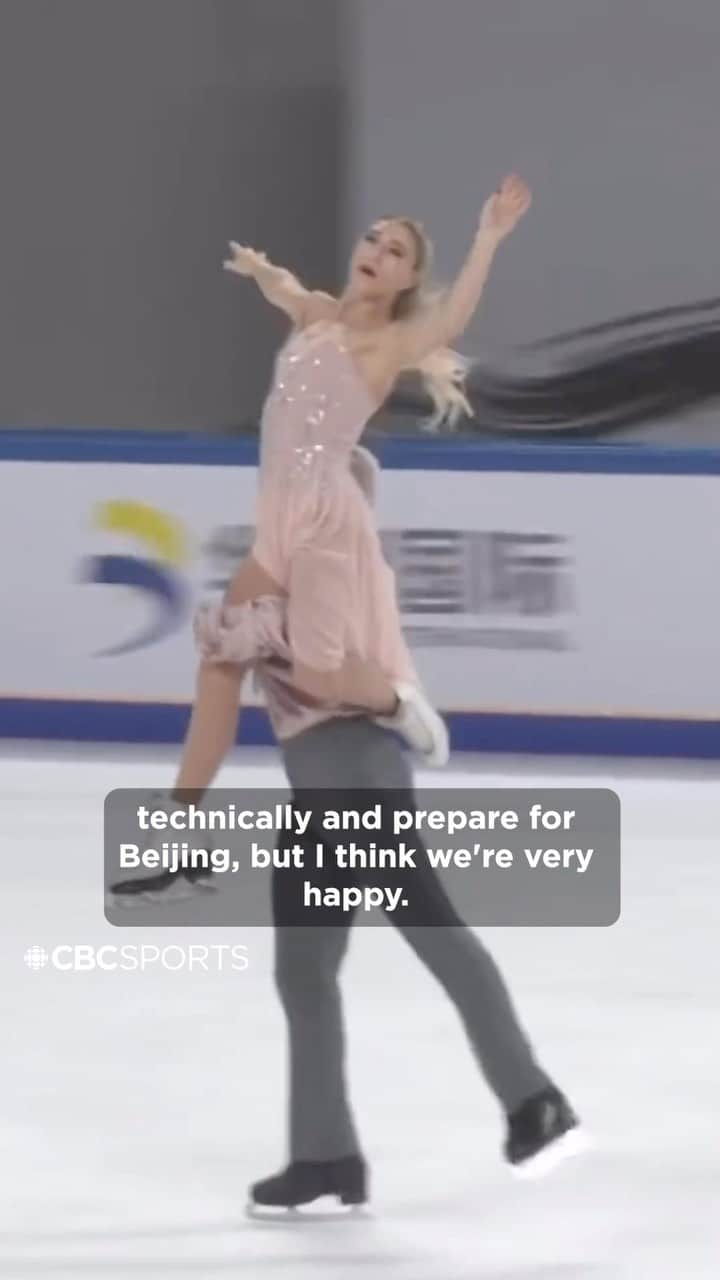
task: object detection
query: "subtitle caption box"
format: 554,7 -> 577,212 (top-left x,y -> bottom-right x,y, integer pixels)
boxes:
104,787 -> 620,928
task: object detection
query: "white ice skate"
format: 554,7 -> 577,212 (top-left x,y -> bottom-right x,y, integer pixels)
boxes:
376,683 -> 450,767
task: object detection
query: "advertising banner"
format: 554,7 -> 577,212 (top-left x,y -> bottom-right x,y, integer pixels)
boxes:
2,456 -> 718,724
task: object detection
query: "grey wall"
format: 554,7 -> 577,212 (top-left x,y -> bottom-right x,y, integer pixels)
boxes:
0,0 -> 345,429
346,1 -> 720,440
5,1 -> 720,439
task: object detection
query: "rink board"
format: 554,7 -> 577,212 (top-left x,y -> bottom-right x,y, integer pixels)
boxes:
1,429 -> 720,756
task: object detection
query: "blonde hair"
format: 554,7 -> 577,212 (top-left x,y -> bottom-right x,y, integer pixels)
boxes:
383,216 -> 472,430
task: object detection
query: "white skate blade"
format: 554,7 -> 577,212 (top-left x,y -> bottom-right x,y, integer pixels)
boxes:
511,1126 -> 592,1181
246,1200 -> 370,1224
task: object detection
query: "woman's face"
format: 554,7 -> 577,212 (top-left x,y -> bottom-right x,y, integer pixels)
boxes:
348,219 -> 420,302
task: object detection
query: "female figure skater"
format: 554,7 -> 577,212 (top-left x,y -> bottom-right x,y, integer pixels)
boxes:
171,175 -> 531,818
109,446 -> 443,906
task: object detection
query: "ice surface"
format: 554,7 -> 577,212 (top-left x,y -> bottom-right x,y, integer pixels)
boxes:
2,742 -> 719,1278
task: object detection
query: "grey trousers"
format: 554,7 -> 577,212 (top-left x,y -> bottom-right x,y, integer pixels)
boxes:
276,717 -> 551,1161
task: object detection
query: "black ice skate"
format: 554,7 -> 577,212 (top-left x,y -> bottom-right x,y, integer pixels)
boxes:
247,1156 -> 368,1218
504,1086 -> 587,1178
108,862 -> 216,907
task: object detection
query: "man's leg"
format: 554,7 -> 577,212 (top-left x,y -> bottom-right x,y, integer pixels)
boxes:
280,717 -> 579,1169
249,719 -> 408,1210
282,718 -> 547,1101
248,805 -> 367,1210
273,920 -> 361,1162
377,823 -> 579,1167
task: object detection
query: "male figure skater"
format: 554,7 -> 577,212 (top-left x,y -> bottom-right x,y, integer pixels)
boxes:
244,583 -> 581,1209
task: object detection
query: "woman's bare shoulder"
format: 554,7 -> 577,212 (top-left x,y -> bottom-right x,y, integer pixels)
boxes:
299,291 -> 339,329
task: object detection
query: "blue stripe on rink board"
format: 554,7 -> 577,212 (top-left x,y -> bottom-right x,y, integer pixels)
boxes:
1,698 -> 720,758
3,426 -> 720,474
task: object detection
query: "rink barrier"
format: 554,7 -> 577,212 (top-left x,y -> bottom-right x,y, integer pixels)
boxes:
3,426 -> 720,472
2,698 -> 720,759
2,426 -> 720,758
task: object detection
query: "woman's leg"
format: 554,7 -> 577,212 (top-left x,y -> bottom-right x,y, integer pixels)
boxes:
171,658 -> 245,803
283,545 -> 399,713
172,554 -> 284,802
186,547 -> 445,769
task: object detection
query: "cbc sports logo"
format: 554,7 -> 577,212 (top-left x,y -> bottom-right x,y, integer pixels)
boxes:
23,943 -> 249,974
80,500 -> 190,656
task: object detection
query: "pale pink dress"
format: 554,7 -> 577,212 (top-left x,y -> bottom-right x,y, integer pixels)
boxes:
251,324 -> 417,684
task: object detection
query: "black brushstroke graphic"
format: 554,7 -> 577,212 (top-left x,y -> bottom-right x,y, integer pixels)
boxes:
387,296 -> 720,438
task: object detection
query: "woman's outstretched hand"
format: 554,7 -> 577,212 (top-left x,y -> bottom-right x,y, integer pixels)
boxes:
478,175 -> 532,241
223,242 -> 268,276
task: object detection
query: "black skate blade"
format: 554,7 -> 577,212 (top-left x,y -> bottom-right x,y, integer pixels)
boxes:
246,1200 -> 370,1224
511,1126 -> 592,1181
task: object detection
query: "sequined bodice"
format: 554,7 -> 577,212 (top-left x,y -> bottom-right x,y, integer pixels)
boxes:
258,328 -> 376,486
249,324 -> 416,692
